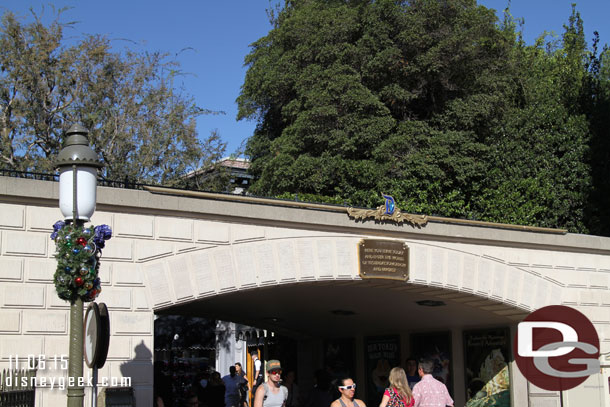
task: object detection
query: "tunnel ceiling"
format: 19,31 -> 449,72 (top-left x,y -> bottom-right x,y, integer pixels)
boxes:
159,280 -> 527,338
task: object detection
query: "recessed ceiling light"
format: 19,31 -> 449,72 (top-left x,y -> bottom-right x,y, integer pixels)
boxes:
262,317 -> 283,323
416,300 -> 446,307
331,309 -> 356,316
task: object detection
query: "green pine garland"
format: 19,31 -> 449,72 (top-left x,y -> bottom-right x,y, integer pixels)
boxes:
52,222 -> 105,302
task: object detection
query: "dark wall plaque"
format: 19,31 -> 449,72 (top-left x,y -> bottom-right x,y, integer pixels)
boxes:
358,239 -> 409,281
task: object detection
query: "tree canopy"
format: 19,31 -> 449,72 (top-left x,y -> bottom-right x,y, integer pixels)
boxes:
238,0 -> 610,235
0,9 -> 226,186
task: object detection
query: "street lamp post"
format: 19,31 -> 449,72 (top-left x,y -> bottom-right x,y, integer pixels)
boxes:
56,124 -> 103,407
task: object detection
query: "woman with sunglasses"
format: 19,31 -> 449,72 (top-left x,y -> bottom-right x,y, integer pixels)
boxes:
331,378 -> 366,407
379,367 -> 414,407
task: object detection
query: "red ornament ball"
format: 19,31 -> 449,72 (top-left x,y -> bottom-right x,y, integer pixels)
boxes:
75,277 -> 84,286
76,237 -> 87,246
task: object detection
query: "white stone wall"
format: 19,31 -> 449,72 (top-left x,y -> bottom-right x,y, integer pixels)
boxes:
2,181 -> 610,406
0,203 -> 155,406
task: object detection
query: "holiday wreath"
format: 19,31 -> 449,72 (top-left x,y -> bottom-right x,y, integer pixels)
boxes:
51,221 -> 112,302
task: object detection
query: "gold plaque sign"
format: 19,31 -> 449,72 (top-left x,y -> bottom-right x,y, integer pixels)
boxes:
358,239 -> 409,281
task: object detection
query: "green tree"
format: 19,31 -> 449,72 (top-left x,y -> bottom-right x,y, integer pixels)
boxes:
239,0 -> 508,207
238,0 -> 602,234
238,1 -> 496,207
475,7 -> 592,232
239,0 -> 393,203
576,14 -> 610,235
0,10 -> 226,186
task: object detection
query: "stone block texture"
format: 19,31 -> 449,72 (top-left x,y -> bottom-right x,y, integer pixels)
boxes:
2,188 -> 610,407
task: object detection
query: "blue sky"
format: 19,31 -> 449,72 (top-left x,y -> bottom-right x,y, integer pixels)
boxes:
1,1 -> 607,155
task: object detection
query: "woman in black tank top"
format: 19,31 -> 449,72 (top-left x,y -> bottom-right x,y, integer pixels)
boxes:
330,378 -> 366,407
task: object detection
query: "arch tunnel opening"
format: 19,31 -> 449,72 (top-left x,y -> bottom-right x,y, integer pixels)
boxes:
153,279 -> 528,407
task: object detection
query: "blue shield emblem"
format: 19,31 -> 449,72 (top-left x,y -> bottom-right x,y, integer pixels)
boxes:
382,194 -> 395,216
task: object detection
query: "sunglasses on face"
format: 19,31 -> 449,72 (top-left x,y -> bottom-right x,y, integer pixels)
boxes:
339,384 -> 356,390
269,370 -> 282,375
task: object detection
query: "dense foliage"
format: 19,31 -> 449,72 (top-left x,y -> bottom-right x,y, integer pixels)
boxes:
0,10 -> 226,186
238,0 -> 610,235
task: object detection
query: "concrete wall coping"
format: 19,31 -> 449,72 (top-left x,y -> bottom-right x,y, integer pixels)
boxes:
2,176 -> 609,254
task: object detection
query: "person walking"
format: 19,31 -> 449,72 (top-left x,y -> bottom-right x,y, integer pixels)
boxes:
330,377 -> 366,407
254,360 -> 288,407
185,391 -> 201,407
236,362 -> 250,407
379,367 -> 414,407
405,358 -> 420,390
411,359 -> 453,407
283,370 -> 300,407
224,366 -> 247,407
207,372 -> 226,407
251,353 -> 264,392
304,369 -> 333,407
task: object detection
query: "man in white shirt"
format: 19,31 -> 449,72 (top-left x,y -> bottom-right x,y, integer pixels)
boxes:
252,352 -> 263,390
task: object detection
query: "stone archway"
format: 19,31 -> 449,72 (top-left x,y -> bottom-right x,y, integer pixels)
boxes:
148,233 -> 538,407
142,233 -> 551,320
3,176 -> 610,407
